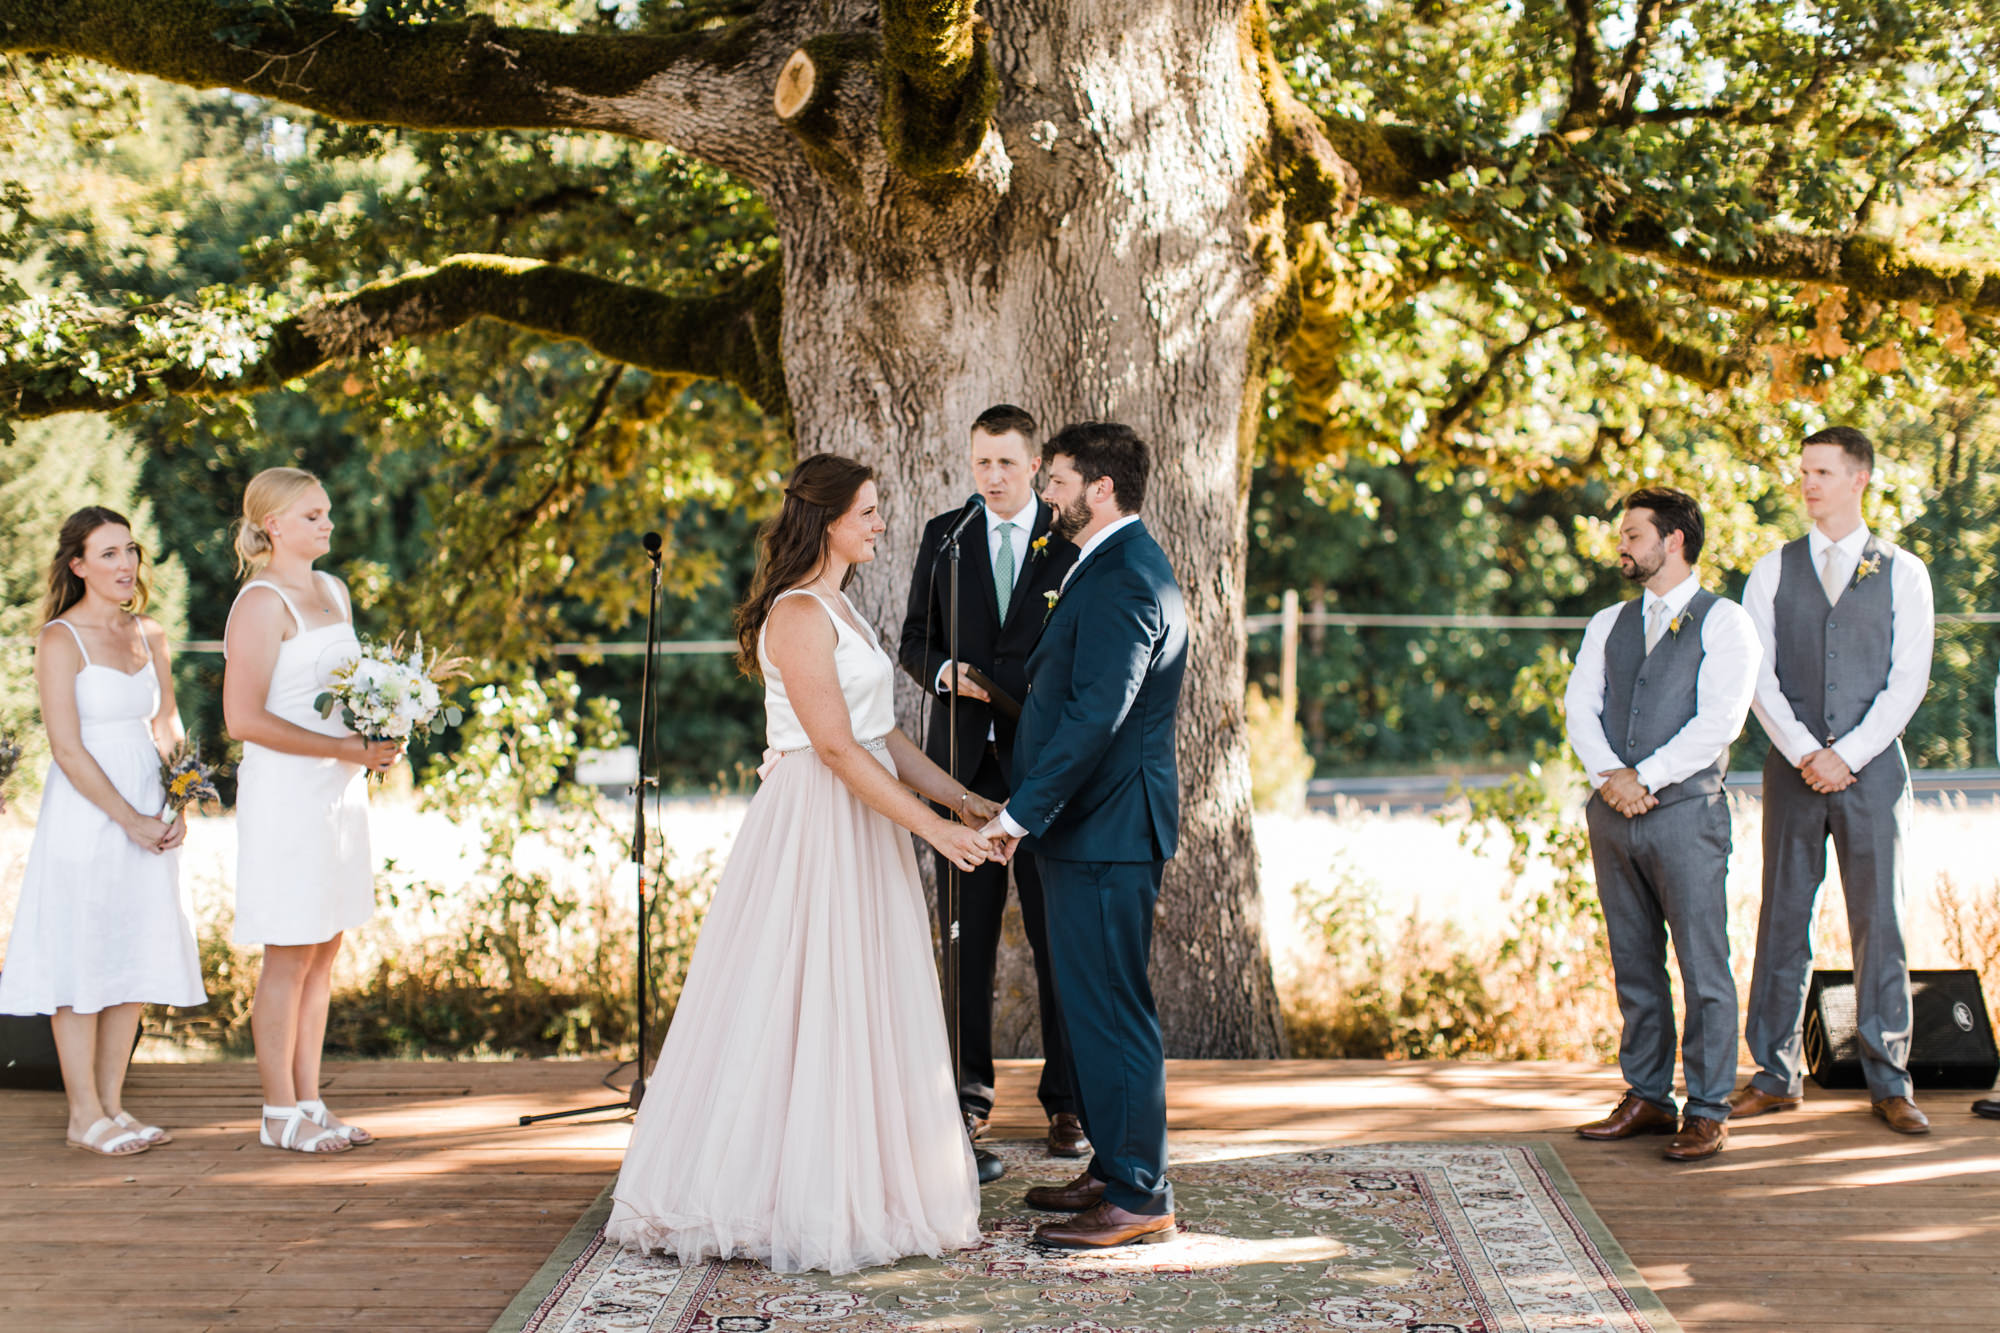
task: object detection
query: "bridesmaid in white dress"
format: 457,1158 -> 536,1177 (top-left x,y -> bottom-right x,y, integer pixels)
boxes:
0,507 -> 205,1156
221,468 -> 401,1156
607,454 -> 997,1274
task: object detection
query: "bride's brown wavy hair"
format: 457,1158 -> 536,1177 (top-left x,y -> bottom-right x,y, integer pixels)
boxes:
734,453 -> 876,678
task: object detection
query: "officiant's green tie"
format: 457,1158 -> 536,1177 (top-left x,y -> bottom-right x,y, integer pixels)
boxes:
994,521 -> 1017,609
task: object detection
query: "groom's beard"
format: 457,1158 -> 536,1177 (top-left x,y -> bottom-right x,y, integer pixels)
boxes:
1050,492 -> 1092,542
1618,550 -> 1661,583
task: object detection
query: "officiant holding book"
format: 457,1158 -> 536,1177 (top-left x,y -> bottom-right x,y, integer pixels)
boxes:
899,403 -> 1086,1159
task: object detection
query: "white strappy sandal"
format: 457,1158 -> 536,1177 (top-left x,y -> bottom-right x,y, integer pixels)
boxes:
113,1111 -> 172,1145
297,1098 -> 373,1146
67,1116 -> 151,1157
259,1104 -> 352,1154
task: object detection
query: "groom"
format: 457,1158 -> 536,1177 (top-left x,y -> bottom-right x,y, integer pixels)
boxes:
983,420 -> 1187,1249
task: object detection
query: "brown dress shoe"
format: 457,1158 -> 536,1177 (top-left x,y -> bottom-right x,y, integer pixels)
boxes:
1047,1112 -> 1089,1158
1033,1199 -> 1176,1249
1575,1092 -> 1679,1140
1023,1168 -> 1107,1212
1663,1115 -> 1728,1161
1873,1096 -> 1931,1135
1727,1085 -> 1802,1118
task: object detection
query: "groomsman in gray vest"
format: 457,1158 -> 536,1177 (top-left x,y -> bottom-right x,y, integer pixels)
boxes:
1565,488 -> 1761,1161
1731,426 -> 1936,1135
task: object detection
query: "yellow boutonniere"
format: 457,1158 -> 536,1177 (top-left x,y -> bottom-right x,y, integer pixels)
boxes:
1043,588 -> 1062,622
1667,611 -> 1690,638
1852,554 -> 1882,586
1031,534 -> 1050,556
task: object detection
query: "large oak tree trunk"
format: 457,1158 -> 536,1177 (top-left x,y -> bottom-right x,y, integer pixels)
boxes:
770,4 -> 1292,1055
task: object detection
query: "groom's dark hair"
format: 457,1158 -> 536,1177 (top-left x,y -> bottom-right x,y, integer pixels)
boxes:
1621,487 -> 1705,563
1044,421 -> 1149,514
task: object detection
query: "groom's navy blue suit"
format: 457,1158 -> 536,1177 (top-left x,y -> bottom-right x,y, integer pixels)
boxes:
1008,517 -> 1186,1216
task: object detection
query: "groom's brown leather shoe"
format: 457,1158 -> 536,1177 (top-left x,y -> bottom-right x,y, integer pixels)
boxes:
1033,1200 -> 1176,1249
1047,1112 -> 1089,1158
1575,1092 -> 1678,1140
1727,1085 -> 1802,1118
1023,1168 -> 1106,1212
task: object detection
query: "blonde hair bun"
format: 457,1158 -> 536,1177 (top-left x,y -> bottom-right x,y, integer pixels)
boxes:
235,467 -> 322,577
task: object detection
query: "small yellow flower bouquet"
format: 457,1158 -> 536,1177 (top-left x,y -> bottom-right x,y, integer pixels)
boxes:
157,741 -> 223,818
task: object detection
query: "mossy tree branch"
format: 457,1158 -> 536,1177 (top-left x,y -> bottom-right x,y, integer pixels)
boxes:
3,256 -> 787,422
877,0 -> 998,177
0,0 -> 787,168
1605,221 -> 2000,324
1556,274 -> 1755,390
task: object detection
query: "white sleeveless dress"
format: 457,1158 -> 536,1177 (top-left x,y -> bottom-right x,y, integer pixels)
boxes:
606,588 -> 980,1274
0,622 -> 205,1015
227,575 -> 374,947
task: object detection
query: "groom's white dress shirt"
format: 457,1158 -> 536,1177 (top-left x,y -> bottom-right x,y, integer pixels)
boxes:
1563,571 -> 1761,794
996,513 -> 1143,839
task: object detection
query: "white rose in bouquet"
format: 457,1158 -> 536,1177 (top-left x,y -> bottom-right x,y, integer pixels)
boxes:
313,634 -> 471,778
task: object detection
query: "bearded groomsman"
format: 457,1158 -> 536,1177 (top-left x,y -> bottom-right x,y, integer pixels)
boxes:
1732,426 -> 1936,1135
1565,488 -> 1761,1162
899,403 -> 1087,1159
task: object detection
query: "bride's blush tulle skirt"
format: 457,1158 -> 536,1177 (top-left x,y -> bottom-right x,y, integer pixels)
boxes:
604,745 -> 981,1274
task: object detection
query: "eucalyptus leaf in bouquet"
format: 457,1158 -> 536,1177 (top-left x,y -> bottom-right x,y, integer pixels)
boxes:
314,634 -> 470,746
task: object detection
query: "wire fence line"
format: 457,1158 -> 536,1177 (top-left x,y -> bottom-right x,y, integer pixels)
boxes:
1244,610 -> 2000,632
7,611 -> 1994,656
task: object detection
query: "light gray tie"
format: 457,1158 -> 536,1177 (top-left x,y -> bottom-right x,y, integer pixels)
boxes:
994,521 -> 1017,610
1644,600 -> 1668,654
1820,546 -> 1846,607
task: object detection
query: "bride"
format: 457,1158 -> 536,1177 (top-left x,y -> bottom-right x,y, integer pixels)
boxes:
606,453 -> 996,1274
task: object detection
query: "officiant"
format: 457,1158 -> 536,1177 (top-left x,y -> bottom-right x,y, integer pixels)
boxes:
899,403 -> 1086,1159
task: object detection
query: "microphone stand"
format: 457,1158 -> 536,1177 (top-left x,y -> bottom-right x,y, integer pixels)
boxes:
940,522 -> 1005,1185
521,535 -> 664,1125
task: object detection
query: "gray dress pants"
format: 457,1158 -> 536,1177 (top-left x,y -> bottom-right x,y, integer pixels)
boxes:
1586,790 -> 1739,1122
1744,745 -> 1914,1102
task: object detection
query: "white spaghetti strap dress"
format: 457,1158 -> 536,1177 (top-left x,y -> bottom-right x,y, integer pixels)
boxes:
227,574 -> 374,947
0,620 -> 205,1015
606,588 -> 980,1274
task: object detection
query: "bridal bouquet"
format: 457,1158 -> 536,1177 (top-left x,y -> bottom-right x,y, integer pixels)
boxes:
158,741 -> 223,817
314,635 -> 469,746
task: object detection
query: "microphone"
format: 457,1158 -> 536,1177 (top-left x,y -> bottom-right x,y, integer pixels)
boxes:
641,531 -> 663,564
937,495 -> 985,548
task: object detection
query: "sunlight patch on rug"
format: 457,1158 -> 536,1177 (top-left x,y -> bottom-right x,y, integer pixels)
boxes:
497,1141 -> 1678,1332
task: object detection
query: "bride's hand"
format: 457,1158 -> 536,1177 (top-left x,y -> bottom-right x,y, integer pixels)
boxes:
925,819 -> 994,873
348,736 -> 403,774
955,791 -> 1002,827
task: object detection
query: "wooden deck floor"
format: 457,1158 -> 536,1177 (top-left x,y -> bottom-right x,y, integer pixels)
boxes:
3,1058 -> 1996,1333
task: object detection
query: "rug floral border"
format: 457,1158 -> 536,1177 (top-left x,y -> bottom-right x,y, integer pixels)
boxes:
486,1140 -> 1682,1333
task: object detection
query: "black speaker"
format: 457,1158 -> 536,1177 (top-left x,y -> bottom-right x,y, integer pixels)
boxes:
0,1011 -> 64,1090
1804,969 -> 2000,1090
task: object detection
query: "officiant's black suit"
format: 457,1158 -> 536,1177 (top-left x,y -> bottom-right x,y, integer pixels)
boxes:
899,497 -> 1079,1123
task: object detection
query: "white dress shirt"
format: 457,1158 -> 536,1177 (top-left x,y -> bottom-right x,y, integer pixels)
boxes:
1741,524 -> 1934,770
1564,572 -> 1763,793
1058,513 -> 1141,592
934,498 -> 1037,694
996,513 -> 1145,840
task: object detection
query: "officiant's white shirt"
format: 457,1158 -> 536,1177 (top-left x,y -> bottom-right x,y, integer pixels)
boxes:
1563,571 -> 1761,793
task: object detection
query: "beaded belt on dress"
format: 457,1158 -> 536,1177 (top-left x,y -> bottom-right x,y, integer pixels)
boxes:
758,734 -> 887,778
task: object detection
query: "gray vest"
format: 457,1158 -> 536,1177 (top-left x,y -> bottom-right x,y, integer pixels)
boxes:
1772,536 -> 1894,745
1600,588 -> 1726,807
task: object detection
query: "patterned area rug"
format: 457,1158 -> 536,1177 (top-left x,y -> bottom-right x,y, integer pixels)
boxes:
491,1141 -> 1678,1333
